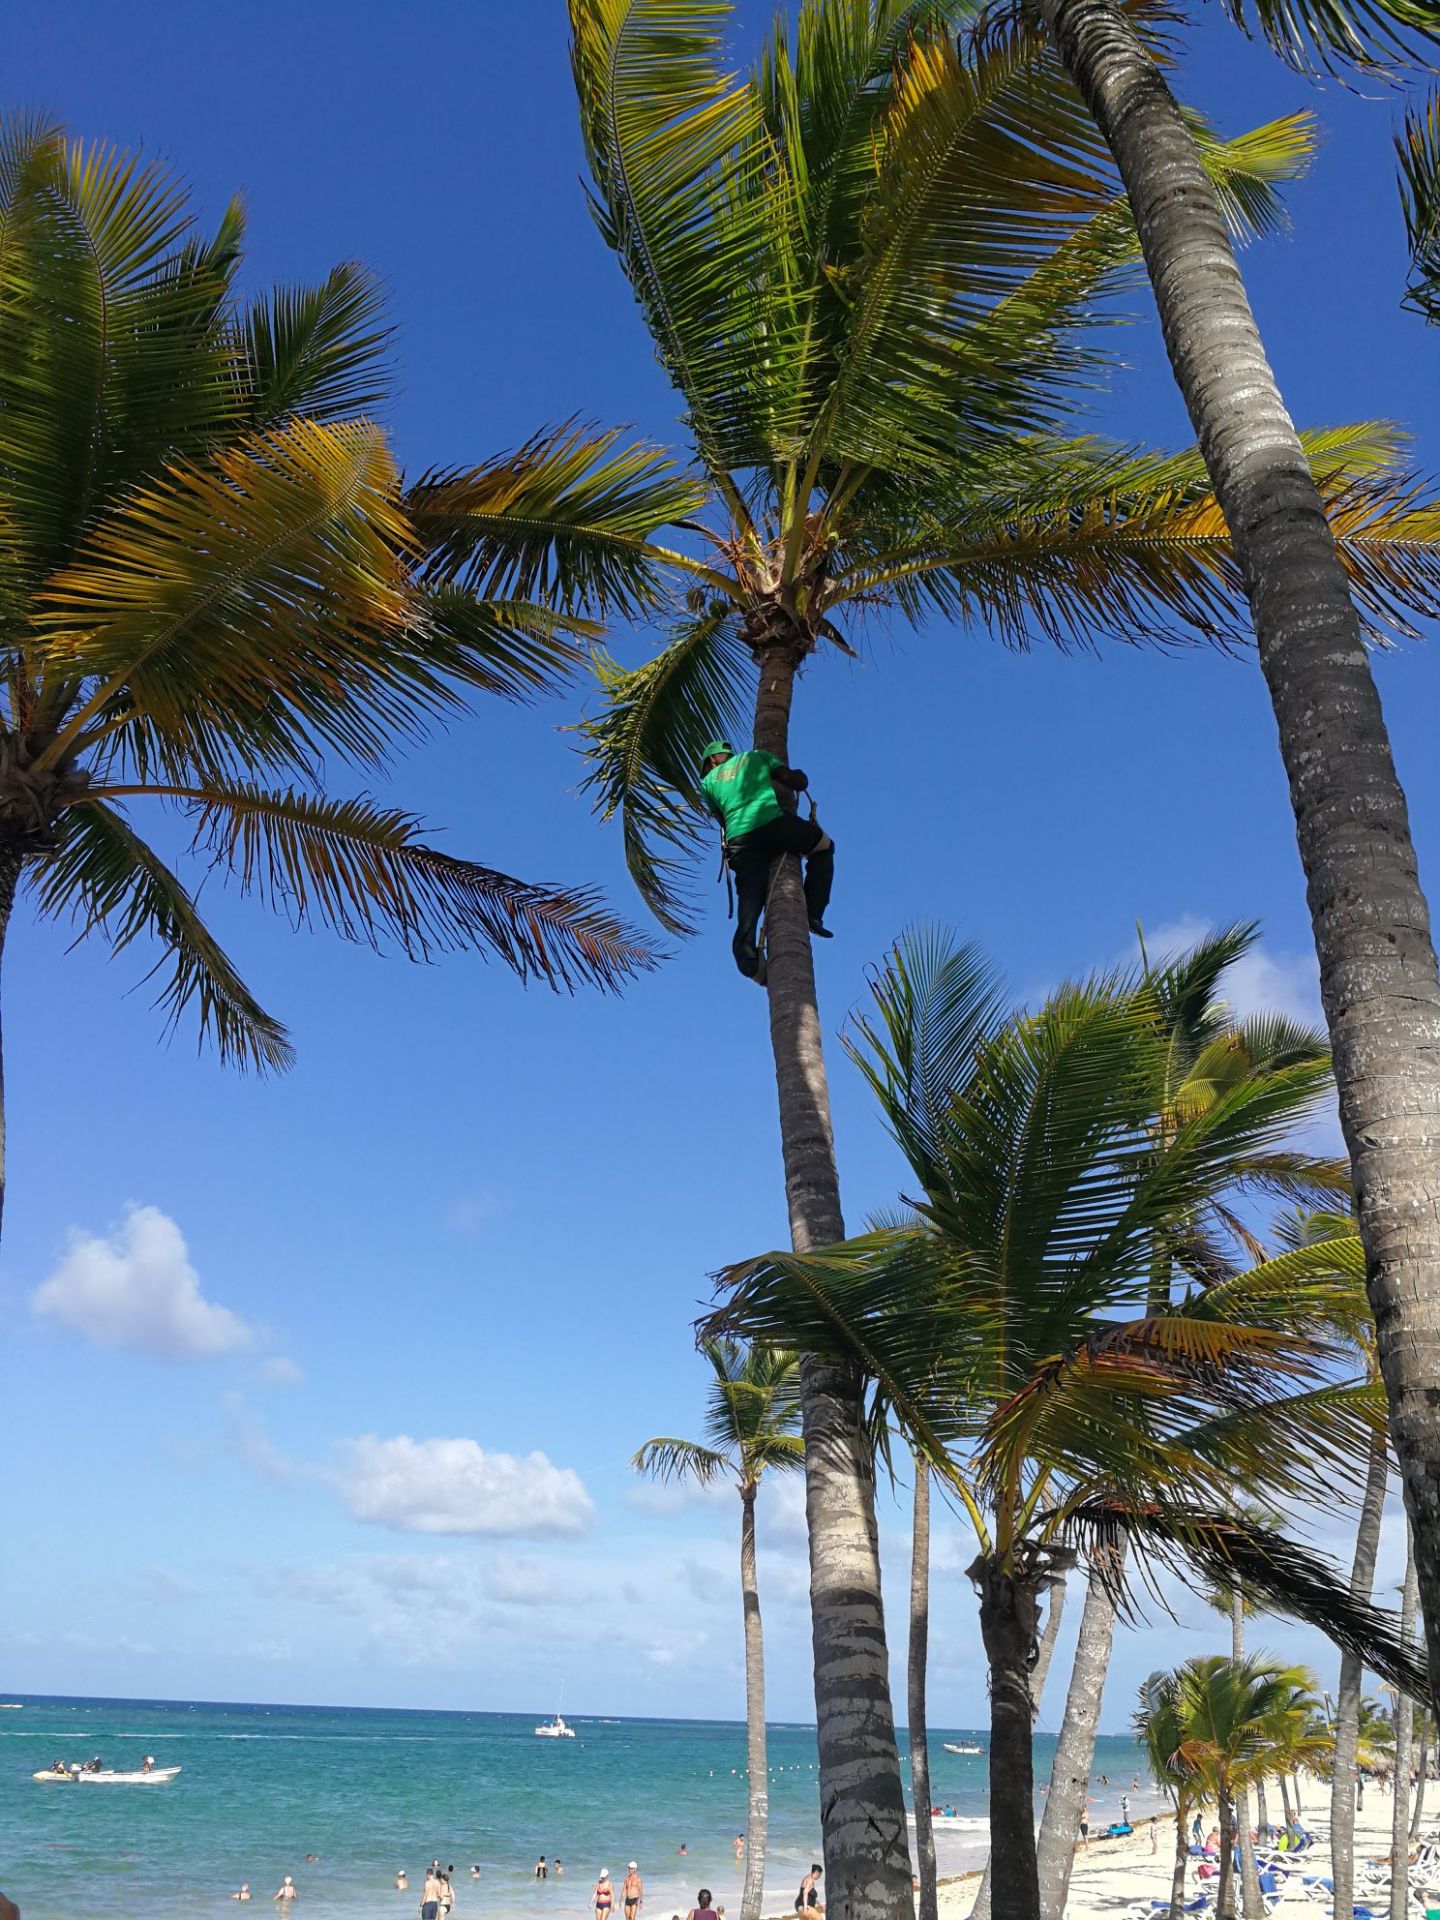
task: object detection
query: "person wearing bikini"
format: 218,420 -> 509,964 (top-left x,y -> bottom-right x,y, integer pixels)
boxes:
623,1864 -> 643,1920
594,1870 -> 614,1920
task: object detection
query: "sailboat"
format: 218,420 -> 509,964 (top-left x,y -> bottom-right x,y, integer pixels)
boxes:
534,1686 -> 576,1738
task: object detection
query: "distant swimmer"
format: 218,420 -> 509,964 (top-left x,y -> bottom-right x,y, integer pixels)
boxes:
397,1873 -> 410,1892
231,1888 -> 252,1903
472,1866 -> 482,1881
623,1863 -> 643,1920
554,1862 -> 564,1879
677,1847 -> 688,1858
305,1855 -> 318,1865
594,1869 -> 614,1920
536,1858 -> 548,1882
273,1877 -> 297,1904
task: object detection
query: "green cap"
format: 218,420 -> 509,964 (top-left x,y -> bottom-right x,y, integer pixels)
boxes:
700,739 -> 734,763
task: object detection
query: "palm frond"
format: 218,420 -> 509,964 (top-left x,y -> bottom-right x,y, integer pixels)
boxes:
576,610 -> 754,933
1398,94 -> 1440,324
159,782 -> 660,992
829,425 -> 1440,651
241,261 -> 393,427
1213,0 -> 1440,79
569,0 -> 781,476
1070,1501 -> 1432,1704
407,423 -> 712,618
413,587 -> 595,704
31,797 -> 293,1071
33,418 -> 423,780
632,1436 -> 730,1484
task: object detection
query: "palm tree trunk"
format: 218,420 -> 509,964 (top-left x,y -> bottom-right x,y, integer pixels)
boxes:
750,646 -> 913,1920
1168,1805 -> 1190,1920
1292,1771 -> 1304,1818
0,848 -> 20,1237
1279,1776 -> 1293,1833
1255,1778 -> 1269,1847
971,1566 -> 1070,1920
1392,1532 -> 1419,1920
972,1554 -> 1042,1920
1410,1718 -> 1427,1841
1035,0 -> 1440,1720
1216,1793 -> 1236,1920
1231,1591 -> 1263,1920
1035,1566 -> 1119,1920
1332,1432 -> 1390,1920
909,1461 -> 937,1920
740,1484 -> 769,1920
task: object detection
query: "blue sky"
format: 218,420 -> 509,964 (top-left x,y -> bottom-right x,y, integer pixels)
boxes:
0,2 -> 1436,1734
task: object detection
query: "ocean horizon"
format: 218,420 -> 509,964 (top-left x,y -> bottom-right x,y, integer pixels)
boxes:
0,1693 -> 1162,1919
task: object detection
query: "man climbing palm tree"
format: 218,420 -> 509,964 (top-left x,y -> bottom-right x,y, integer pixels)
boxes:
699,743 -> 834,979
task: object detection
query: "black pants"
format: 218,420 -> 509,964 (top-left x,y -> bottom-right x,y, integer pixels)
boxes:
731,814 -> 834,976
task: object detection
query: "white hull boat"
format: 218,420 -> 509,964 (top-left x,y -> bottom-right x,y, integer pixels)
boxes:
34,1766 -> 181,1784
943,1743 -> 983,1755
533,1715 -> 574,1739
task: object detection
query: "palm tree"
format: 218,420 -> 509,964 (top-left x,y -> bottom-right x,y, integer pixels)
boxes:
908,1455 -> 939,1920
633,1340 -> 804,1920
1135,1669 -> 1202,1920
712,930 -> 1424,1920
1032,926 -> 1340,1920
543,15 -> 1440,1910
1171,1658 -> 1324,1920
1029,0 -> 1440,1718
1331,1431 -> 1390,1920
0,115 -> 658,1229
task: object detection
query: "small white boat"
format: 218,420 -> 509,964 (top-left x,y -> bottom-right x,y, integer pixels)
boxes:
533,1714 -> 575,1739
944,1742 -> 983,1755
34,1766 -> 181,1785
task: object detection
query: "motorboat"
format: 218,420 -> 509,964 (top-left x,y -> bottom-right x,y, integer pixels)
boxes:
533,1714 -> 575,1739
34,1764 -> 181,1784
944,1742 -> 983,1755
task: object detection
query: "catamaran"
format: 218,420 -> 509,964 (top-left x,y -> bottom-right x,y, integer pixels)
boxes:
533,1713 -> 575,1739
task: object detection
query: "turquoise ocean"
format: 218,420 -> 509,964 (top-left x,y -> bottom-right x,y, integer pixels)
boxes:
0,1696 -> 1158,1919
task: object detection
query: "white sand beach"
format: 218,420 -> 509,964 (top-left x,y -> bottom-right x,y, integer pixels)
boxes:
915,1782 -> 1438,1920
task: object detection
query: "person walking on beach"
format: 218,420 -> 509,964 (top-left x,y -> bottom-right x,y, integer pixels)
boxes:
273,1877 -> 297,1904
686,1890 -> 719,1920
420,1867 -> 443,1920
623,1863 -> 643,1920
593,1870 -> 614,1920
795,1865 -> 823,1913
1120,1793 -> 1130,1826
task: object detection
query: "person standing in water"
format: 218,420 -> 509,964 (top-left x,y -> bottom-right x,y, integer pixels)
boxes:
272,1877 -> 297,1904
535,1859 -> 548,1882
420,1867 -> 443,1920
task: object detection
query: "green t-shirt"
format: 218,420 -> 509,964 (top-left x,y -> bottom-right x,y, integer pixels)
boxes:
701,750 -> 784,840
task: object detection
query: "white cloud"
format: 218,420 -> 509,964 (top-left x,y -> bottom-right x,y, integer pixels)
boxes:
33,1206 -> 256,1361
260,1355 -> 305,1389
333,1435 -> 595,1539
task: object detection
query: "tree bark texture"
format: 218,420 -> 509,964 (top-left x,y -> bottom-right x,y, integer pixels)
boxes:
1036,0 -> 1440,1720
1279,1777 -> 1293,1832
970,1568 -> 1069,1920
1332,1433 -> 1390,1920
1231,1590 -> 1264,1920
1410,1718 -> 1428,1841
740,1485 -> 769,1920
909,1463 -> 938,1920
1035,1565 -> 1119,1920
1215,1793 -> 1236,1920
1393,1533 -> 1419,1920
1168,1807 -> 1190,1920
750,649 -> 913,1920
972,1556 -> 1042,1920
